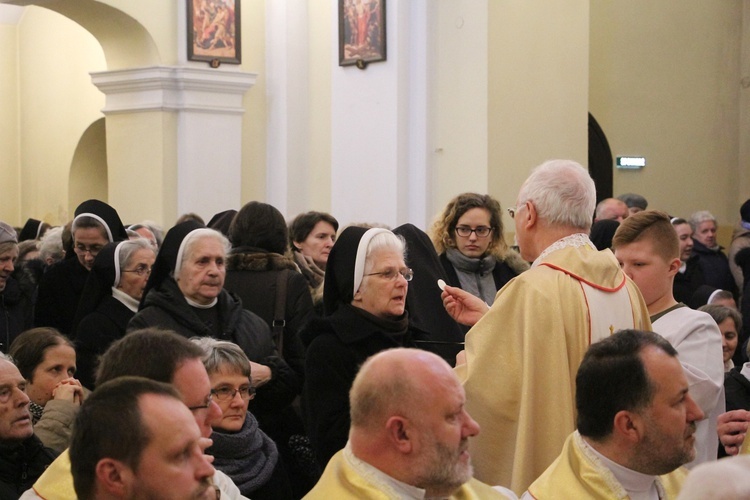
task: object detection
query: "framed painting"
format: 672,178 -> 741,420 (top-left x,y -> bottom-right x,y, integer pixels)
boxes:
188,0 -> 241,65
339,0 -> 386,68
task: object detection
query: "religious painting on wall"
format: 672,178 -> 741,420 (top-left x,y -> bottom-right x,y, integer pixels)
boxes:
339,0 -> 386,68
188,0 -> 241,65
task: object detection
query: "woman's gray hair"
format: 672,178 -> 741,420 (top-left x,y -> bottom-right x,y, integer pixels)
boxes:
689,211 -> 716,232
118,238 -> 154,270
39,226 -> 64,263
363,231 -> 406,275
516,159 -> 596,231
175,229 -> 231,277
190,337 -> 251,378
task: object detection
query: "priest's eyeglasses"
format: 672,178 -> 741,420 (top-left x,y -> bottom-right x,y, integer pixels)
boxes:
455,226 -> 492,238
211,386 -> 256,402
366,267 -> 414,282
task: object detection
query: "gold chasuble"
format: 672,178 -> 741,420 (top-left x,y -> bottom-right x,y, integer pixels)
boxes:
527,432 -> 686,499
456,239 -> 651,494
30,449 -> 76,500
304,449 -> 511,499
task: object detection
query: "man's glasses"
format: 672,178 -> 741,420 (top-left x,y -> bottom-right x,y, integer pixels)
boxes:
187,392 -> 215,411
366,267 -> 414,282
455,226 -> 492,238
122,265 -> 152,277
211,386 -> 256,402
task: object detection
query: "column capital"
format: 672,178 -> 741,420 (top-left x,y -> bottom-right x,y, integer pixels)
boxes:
91,66 -> 257,115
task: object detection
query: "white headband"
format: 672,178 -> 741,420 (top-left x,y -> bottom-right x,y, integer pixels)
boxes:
74,212 -> 113,242
174,228 -> 220,276
112,240 -> 127,288
352,228 -> 390,297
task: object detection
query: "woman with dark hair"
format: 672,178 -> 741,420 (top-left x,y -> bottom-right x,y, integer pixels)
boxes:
288,211 -> 338,308
224,201 -> 314,496
9,328 -> 84,453
430,193 -> 527,310
73,239 -> 156,388
128,220 -> 301,445
35,199 -> 128,336
192,337 -> 292,500
301,226 -> 428,467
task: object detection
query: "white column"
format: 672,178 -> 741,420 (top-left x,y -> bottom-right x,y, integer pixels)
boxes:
91,66 -> 256,222
330,0 -> 432,229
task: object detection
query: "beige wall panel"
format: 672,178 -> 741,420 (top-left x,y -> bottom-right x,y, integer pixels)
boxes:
0,21 -> 20,224
306,0 -> 332,213
18,6 -> 106,225
240,0 -> 266,204
590,0 -> 743,225
488,0 -> 590,244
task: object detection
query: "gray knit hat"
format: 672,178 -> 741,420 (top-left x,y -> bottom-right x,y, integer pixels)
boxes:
0,222 -> 18,245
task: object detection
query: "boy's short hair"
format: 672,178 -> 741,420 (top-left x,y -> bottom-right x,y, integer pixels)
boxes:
612,210 -> 679,262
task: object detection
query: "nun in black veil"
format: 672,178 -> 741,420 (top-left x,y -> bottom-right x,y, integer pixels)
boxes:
35,199 -> 128,336
73,239 -> 156,388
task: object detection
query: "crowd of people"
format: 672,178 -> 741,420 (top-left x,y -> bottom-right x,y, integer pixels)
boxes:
0,158 -> 749,498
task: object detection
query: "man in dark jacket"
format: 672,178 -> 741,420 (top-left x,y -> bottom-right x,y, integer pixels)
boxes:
0,353 -> 56,499
689,210 -> 737,297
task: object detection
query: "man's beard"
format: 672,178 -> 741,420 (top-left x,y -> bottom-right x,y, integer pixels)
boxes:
413,439 -> 473,496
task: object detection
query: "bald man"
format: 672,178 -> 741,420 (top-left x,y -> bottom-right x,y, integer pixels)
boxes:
594,198 -> 629,222
305,348 -> 515,499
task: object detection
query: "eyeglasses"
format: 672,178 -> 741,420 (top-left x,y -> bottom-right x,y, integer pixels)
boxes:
187,392 -> 215,411
122,265 -> 152,277
507,203 -> 527,219
455,226 -> 492,238
366,267 -> 414,282
74,244 -> 104,256
211,386 -> 256,402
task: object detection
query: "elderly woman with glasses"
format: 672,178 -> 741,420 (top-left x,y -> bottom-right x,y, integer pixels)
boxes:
191,337 -> 292,500
73,239 -> 156,388
128,220 -> 301,437
430,193 -> 527,310
301,226 -> 428,467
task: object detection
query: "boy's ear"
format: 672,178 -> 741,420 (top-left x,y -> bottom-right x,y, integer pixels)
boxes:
667,257 -> 681,276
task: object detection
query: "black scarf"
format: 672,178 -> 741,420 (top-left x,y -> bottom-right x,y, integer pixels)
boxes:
207,412 -> 279,496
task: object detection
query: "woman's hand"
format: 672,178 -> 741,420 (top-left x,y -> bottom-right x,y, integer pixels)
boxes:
248,362 -> 272,388
717,409 -> 750,455
441,284 -> 489,326
52,378 -> 85,405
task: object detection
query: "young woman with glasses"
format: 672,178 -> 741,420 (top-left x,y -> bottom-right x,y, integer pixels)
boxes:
430,193 -> 528,313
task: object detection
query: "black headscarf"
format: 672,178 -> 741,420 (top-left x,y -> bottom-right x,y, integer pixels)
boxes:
207,210 -> 237,238
323,226 -> 390,316
393,223 -> 465,365
19,219 -> 45,242
139,220 -> 206,309
72,242 -> 122,333
64,200 -> 128,260
74,200 -> 128,242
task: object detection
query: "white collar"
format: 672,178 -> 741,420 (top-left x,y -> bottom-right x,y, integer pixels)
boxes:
111,287 -> 139,313
344,442 -> 426,499
532,233 -> 596,268
578,433 -> 662,500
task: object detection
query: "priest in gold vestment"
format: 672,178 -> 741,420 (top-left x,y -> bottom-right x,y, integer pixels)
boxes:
442,160 -> 651,494
526,330 -> 702,499
304,348 -> 516,499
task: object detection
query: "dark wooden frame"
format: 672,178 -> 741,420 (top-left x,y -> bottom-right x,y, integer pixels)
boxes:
187,0 -> 241,65
339,0 -> 387,68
